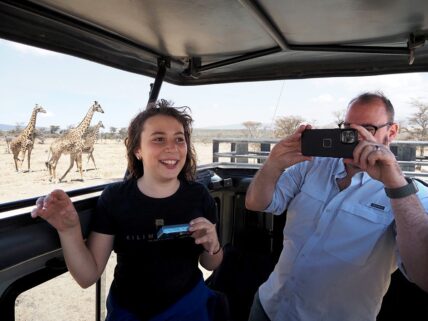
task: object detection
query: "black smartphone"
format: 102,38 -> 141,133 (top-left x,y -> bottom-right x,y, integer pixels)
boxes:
156,224 -> 191,240
301,128 -> 358,158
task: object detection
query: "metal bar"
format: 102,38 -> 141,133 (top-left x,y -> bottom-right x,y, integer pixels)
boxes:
238,0 -> 289,50
288,44 -> 409,55
95,271 -> 106,321
147,58 -> 168,107
199,47 -> 281,72
96,279 -> 101,321
212,138 -> 428,145
197,42 -> 408,74
0,183 -> 107,213
212,141 -> 219,162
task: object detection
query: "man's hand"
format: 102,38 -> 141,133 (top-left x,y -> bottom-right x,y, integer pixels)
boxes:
345,125 -> 406,188
265,124 -> 313,173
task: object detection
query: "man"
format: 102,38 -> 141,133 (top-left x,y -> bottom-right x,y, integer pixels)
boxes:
245,92 -> 428,321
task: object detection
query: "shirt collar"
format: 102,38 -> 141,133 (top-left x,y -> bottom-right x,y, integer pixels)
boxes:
333,159 -> 372,185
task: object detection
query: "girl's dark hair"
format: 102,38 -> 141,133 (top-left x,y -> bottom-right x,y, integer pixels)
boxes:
125,99 -> 196,181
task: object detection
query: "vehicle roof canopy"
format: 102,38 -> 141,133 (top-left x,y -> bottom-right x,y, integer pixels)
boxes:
1,0 -> 427,85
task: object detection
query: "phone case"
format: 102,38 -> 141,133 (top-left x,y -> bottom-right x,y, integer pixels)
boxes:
301,128 -> 358,158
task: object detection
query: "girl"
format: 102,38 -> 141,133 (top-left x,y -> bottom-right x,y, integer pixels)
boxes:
31,99 -> 223,320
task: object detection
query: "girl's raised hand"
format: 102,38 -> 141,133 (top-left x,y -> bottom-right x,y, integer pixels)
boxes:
31,189 -> 80,232
188,217 -> 220,255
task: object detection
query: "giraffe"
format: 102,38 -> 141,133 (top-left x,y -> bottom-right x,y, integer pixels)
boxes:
5,136 -> 12,154
10,104 -> 47,172
46,101 -> 104,182
80,120 -> 104,170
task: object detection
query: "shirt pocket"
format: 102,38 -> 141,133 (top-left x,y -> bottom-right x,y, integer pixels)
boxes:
323,201 -> 394,266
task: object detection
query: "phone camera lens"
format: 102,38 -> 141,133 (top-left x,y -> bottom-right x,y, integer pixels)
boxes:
341,130 -> 357,144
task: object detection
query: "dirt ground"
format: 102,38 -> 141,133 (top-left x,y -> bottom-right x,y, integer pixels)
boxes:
0,138 -> 216,321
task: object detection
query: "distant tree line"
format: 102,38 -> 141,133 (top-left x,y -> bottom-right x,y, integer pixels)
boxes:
241,99 -> 428,140
0,124 -> 128,143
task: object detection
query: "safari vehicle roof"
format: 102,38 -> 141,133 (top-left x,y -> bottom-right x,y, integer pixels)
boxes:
1,0 -> 427,86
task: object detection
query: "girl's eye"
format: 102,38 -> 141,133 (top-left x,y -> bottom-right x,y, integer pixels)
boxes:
153,137 -> 165,143
176,137 -> 185,143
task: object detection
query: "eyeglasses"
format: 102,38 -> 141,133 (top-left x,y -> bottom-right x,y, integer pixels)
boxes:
338,122 -> 392,135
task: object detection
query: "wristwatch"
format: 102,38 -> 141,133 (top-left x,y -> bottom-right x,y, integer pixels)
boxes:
384,177 -> 418,199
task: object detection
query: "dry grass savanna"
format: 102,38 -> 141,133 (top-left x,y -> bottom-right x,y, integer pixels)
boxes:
0,137 -> 218,204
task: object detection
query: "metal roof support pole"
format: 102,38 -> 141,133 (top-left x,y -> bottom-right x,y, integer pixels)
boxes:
238,0 -> 289,50
147,58 -> 170,109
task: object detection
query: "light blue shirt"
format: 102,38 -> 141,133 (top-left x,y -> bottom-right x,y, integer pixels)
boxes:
259,157 -> 428,321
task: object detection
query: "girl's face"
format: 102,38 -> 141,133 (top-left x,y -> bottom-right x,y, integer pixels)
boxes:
135,114 -> 187,183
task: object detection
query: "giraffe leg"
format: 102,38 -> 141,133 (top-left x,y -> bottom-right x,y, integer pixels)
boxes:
76,153 -> 84,181
59,154 -> 75,182
88,150 -> 97,169
51,160 -> 59,183
47,158 -> 54,182
17,149 -> 26,172
90,153 -> 97,169
27,147 -> 33,172
48,152 -> 61,183
13,152 -> 19,172
85,152 -> 91,171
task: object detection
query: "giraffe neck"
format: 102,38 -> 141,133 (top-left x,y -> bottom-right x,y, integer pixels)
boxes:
23,109 -> 39,137
74,108 -> 96,136
93,124 -> 102,136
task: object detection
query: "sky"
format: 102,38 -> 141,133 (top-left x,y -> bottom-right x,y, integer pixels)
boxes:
1,38 -> 428,131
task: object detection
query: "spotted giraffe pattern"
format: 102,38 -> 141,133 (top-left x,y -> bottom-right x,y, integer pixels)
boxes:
46,101 -> 104,182
81,120 -> 104,169
10,104 -> 46,172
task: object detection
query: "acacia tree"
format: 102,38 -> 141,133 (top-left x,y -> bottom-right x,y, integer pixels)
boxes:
332,108 -> 347,126
273,115 -> 305,138
242,121 -> 262,138
13,122 -> 23,134
403,99 -> 428,158
109,126 -> 117,140
406,99 -> 428,140
49,125 -> 60,135
118,127 -> 127,140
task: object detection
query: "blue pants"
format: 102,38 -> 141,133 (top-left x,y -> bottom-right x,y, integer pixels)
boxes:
106,278 -> 216,321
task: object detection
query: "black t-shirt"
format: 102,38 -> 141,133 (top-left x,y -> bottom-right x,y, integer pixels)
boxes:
91,178 -> 217,320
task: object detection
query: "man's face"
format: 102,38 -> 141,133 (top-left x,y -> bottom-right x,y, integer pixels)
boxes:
344,98 -> 398,146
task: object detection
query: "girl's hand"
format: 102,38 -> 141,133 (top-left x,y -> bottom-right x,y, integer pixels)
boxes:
31,189 -> 80,232
189,217 -> 220,255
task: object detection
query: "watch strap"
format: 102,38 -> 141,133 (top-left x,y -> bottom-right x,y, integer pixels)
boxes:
384,177 -> 418,199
